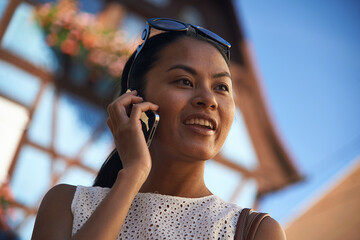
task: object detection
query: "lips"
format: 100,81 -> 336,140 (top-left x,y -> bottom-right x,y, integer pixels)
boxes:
183,114 -> 217,131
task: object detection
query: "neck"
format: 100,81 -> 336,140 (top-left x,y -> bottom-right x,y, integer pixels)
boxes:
139,150 -> 212,198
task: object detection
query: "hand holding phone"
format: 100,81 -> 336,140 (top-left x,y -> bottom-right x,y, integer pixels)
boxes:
126,89 -> 160,147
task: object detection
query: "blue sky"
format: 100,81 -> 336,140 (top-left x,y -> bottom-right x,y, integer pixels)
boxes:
236,0 -> 360,224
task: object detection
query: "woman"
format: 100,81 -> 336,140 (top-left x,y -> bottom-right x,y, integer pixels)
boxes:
32,18 -> 286,239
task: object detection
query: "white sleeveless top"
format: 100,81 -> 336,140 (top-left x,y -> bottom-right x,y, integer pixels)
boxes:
71,186 -> 242,239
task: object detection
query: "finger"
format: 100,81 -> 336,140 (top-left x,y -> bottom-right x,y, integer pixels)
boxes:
107,102 -> 124,128
108,94 -> 143,112
109,89 -> 137,108
106,117 -> 113,133
108,90 -> 141,112
129,102 -> 159,123
107,95 -> 144,124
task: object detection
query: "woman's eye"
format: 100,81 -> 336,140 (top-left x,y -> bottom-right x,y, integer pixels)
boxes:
177,79 -> 193,87
215,84 -> 229,92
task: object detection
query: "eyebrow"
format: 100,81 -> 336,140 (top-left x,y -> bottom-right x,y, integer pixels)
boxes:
166,64 -> 232,80
213,72 -> 232,80
166,64 -> 197,75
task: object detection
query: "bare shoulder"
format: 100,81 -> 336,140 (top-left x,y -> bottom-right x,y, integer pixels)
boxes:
31,184 -> 77,240
37,184 -> 77,214
43,184 -> 77,201
254,216 -> 287,240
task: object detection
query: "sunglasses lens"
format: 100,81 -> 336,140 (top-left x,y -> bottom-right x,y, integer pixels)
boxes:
151,19 -> 187,31
196,26 -> 231,48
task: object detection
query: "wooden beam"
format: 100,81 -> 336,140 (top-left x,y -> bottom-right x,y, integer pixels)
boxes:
213,154 -> 256,179
241,40 -> 301,174
0,92 -> 29,109
0,0 -> 22,45
7,81 -> 48,180
25,139 -> 98,175
5,198 -> 37,216
0,48 -> 53,83
49,88 -> 60,186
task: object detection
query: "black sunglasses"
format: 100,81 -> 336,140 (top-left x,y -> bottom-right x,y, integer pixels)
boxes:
126,18 -> 231,90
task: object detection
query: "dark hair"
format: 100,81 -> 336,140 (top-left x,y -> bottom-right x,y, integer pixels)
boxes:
93,30 -> 230,188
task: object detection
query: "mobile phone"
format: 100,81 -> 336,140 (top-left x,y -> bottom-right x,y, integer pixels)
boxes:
126,89 -> 159,147
140,110 -> 160,147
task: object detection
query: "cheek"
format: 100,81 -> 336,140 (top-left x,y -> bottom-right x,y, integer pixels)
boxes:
154,91 -> 185,125
219,100 -> 235,136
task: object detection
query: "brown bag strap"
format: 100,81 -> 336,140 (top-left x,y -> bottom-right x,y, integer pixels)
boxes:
234,208 -> 270,240
245,212 -> 270,239
234,208 -> 252,239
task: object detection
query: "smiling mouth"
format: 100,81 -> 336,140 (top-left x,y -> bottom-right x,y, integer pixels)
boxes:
185,118 -> 214,130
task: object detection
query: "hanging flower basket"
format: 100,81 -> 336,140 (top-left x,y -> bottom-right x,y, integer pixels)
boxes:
33,0 -> 134,84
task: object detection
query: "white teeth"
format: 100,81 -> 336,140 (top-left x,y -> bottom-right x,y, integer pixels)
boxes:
185,118 -> 214,130
204,120 -> 209,127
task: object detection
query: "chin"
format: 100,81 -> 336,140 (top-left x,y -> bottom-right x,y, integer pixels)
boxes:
153,136 -> 221,161
183,144 -> 219,161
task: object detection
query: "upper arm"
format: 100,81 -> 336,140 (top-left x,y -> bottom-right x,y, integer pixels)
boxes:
254,217 -> 287,240
31,184 -> 76,240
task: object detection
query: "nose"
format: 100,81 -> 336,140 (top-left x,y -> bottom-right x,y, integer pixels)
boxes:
191,87 -> 218,110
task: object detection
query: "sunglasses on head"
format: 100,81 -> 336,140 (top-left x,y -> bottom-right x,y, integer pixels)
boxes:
126,18 -> 231,90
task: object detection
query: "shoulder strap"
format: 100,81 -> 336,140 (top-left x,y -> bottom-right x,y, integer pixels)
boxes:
234,208 -> 270,240
234,208 -> 252,240
245,212 -> 270,239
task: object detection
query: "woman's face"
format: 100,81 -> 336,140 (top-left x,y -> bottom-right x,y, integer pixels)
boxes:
144,37 -> 235,161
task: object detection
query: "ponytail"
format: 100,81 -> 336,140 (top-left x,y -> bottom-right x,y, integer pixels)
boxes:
93,149 -> 122,187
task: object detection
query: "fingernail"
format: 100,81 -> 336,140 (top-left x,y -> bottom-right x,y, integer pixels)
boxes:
126,89 -> 137,93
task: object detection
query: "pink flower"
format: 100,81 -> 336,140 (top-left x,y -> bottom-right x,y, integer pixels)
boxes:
60,39 -> 80,56
82,32 -> 97,49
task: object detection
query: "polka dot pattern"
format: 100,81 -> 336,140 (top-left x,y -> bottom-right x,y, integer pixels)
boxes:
71,186 -> 242,239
